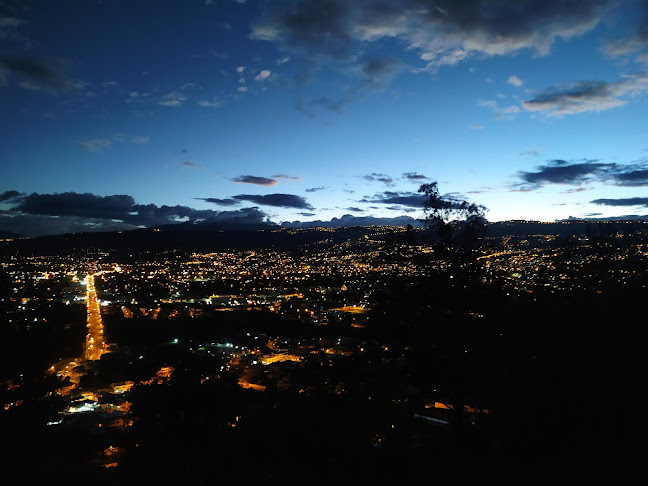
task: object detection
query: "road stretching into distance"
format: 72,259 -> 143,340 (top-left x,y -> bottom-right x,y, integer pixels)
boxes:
84,274 -> 105,360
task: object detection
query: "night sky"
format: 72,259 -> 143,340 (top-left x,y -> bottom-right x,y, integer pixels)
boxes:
2,0 -> 648,236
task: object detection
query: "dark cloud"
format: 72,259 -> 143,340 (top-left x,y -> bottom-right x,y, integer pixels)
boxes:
363,172 -> 394,185
252,0 -> 613,68
591,197 -> 648,207
0,56 -> 88,93
272,174 -> 301,180
602,2 -> 648,60
522,73 -> 648,117
297,212 -> 316,217
613,167 -> 648,186
252,1 -> 615,115
295,95 -> 348,117
233,193 -> 314,210
197,197 -> 240,206
0,190 -> 23,202
232,175 -> 278,186
361,55 -> 402,86
183,161 -> 197,167
402,172 -> 429,181
361,191 -> 426,208
519,149 -> 540,156
515,158 -> 648,189
305,186 -> 328,192
15,192 -> 136,220
516,159 -> 614,188
251,0 -> 354,57
345,206 -> 365,212
1,56 -> 63,84
1,190 -> 274,236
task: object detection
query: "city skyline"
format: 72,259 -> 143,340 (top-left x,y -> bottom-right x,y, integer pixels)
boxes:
2,0 -> 648,236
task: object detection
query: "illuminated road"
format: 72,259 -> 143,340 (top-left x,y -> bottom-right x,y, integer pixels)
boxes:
84,275 -> 105,360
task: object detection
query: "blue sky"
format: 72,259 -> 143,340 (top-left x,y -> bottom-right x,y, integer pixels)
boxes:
2,0 -> 648,236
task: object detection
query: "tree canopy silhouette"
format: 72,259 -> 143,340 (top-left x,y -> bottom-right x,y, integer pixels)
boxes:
418,182 -> 487,244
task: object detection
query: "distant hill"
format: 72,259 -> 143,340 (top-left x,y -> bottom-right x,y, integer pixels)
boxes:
282,214 -> 424,228
0,230 -> 22,239
485,219 -> 648,238
2,219 -> 646,256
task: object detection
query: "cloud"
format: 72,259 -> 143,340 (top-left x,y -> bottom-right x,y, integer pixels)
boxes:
305,186 -> 328,192
519,149 -> 540,156
183,161 -> 197,167
610,166 -> 648,186
402,172 -> 429,181
516,159 -> 614,188
251,0 -> 613,72
277,56 -> 290,65
236,66 -> 246,73
591,197 -> 648,207
233,193 -> 314,209
361,191 -> 426,208
514,158 -> 648,189
0,56 -> 89,93
522,73 -> 648,116
360,55 -> 402,86
0,190 -> 23,202
507,75 -> 523,87
197,97 -> 225,108
237,86 -> 248,92
363,172 -> 394,185
1,190 -> 274,236
272,174 -> 301,180
469,124 -> 484,130
254,69 -> 272,82
479,99 -> 521,119
0,16 -> 24,29
345,206 -> 365,212
74,134 -> 149,152
232,175 -> 279,186
158,91 -> 187,107
602,4 -> 648,62
295,95 -> 348,116
198,197 -> 240,206
75,139 -> 114,152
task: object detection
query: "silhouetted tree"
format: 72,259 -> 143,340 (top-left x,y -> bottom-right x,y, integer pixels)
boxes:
419,181 -> 487,249
418,181 -> 489,439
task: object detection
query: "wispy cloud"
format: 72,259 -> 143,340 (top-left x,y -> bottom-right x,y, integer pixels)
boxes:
507,75 -> 523,87
74,134 -> 149,152
197,97 -> 225,108
479,99 -> 521,119
402,172 -> 429,181
363,172 -> 394,185
158,91 -> 187,107
232,175 -> 279,186
522,73 -> 648,117
254,69 -> 272,82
